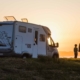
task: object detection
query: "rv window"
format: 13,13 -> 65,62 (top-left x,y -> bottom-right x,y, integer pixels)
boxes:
40,34 -> 45,42
47,37 -> 54,46
19,26 -> 26,33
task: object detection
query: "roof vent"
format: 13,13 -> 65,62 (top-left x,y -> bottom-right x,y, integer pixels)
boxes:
4,16 -> 16,21
21,18 -> 28,22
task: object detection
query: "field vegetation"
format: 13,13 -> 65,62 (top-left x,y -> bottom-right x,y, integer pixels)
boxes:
0,57 -> 80,80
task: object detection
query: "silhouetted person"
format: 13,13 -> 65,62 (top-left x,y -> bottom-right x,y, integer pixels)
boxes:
79,43 -> 80,52
74,44 -> 78,58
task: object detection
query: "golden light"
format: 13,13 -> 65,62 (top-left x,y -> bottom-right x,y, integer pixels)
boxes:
51,33 -> 59,42
47,37 -> 51,45
49,25 -> 60,42
41,22 -> 61,43
42,22 -> 62,42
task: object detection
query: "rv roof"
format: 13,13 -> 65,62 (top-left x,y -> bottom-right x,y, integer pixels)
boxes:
0,21 -> 48,28
0,21 -> 14,25
0,21 -> 51,35
0,21 -> 44,27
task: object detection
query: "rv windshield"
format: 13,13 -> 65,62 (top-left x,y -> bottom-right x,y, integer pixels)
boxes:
47,37 -> 55,46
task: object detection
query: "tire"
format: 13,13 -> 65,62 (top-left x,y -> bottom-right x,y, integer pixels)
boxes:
53,54 -> 59,59
22,53 -> 32,59
22,55 -> 27,59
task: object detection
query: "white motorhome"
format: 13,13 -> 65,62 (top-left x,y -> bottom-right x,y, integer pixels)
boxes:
0,16 -> 59,58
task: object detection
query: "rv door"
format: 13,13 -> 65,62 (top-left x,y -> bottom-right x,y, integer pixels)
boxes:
32,28 -> 38,58
14,36 -> 22,54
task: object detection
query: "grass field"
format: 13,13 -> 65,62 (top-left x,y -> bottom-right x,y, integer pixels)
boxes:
0,57 -> 80,80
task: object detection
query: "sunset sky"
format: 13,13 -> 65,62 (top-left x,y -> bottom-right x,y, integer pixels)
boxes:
0,0 -> 80,53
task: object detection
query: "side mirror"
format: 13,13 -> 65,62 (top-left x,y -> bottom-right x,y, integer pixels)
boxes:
55,42 -> 59,47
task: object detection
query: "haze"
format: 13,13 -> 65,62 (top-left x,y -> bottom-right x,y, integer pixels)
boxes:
0,0 -> 80,54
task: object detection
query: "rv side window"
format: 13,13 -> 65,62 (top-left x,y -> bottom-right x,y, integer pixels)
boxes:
40,34 -> 45,42
19,26 -> 26,33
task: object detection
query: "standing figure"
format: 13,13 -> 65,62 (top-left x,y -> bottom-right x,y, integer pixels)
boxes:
74,44 -> 78,58
79,43 -> 80,52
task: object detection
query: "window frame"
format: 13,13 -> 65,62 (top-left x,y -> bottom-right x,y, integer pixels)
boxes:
40,34 -> 45,42
19,26 -> 26,33
47,37 -> 55,46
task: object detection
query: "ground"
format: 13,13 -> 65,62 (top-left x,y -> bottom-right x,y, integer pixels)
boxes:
0,57 -> 80,80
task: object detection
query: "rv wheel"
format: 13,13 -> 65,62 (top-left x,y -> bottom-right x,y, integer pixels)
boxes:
53,54 -> 59,59
22,53 -> 32,59
22,54 -> 28,59
22,56 -> 27,59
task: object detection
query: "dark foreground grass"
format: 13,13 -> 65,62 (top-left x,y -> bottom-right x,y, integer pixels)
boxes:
0,57 -> 80,80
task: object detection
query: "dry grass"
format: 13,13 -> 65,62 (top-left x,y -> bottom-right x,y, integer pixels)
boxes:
0,57 -> 80,80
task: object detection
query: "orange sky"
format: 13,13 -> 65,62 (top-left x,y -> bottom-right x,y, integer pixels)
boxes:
0,0 -> 80,52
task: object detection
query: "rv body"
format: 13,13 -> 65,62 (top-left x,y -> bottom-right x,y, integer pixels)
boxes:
0,21 -> 59,58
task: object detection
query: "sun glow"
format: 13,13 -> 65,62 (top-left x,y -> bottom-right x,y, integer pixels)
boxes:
41,22 -> 61,42
47,38 -> 51,45
47,37 -> 54,46
48,25 -> 61,42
